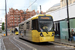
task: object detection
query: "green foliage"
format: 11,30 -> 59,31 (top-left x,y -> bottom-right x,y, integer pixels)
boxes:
2,22 -> 4,31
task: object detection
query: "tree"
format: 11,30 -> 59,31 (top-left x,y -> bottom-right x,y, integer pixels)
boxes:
2,22 -> 4,31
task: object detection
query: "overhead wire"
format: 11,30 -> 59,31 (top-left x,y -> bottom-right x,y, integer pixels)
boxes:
27,0 -> 37,9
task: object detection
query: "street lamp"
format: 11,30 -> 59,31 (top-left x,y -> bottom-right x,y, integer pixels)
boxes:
40,5 -> 41,14
5,0 -> 7,36
66,0 -> 70,38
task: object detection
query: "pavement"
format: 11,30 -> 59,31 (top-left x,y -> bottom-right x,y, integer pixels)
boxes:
54,38 -> 75,47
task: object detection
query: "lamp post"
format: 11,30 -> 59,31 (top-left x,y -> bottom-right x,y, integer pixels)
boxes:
5,0 -> 7,36
40,5 -> 41,14
66,0 -> 70,38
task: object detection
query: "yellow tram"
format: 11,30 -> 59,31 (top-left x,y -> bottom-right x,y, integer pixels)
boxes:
19,14 -> 55,42
14,27 -> 19,35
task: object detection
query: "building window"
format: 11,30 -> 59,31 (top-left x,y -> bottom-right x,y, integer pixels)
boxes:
18,18 -> 20,20
14,18 -> 17,19
14,21 -> 17,22
18,21 -> 20,22
10,10 -> 13,13
11,15 -> 13,17
14,15 -> 17,17
10,24 -> 13,25
14,15 -> 20,17
16,11 -> 18,12
11,18 -> 13,19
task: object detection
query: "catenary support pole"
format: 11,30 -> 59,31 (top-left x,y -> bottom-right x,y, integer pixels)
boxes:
40,5 -> 41,14
66,0 -> 70,38
5,0 -> 7,36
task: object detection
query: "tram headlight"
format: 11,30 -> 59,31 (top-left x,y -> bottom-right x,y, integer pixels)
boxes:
40,33 -> 44,37
52,33 -> 54,36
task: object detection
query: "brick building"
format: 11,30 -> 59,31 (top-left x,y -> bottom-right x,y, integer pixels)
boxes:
5,8 -> 44,29
5,8 -> 24,28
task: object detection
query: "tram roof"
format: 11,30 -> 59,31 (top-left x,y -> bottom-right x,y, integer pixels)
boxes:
19,14 -> 52,25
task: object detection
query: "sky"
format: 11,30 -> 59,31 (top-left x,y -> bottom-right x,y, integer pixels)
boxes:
0,0 -> 60,22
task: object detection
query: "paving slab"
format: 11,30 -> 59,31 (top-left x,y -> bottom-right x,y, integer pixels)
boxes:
54,38 -> 75,47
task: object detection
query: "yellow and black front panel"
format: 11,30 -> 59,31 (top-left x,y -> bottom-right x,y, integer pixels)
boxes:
31,30 -> 55,42
15,32 -> 19,35
39,32 -> 55,42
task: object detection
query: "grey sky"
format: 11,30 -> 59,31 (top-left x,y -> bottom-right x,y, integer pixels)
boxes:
0,0 -> 60,22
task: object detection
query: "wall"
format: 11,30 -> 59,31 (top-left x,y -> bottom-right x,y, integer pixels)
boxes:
46,3 -> 75,21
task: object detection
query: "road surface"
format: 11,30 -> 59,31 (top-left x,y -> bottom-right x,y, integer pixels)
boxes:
1,35 -> 75,50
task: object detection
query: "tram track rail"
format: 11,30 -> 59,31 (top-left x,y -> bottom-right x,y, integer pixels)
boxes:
9,38 -> 25,50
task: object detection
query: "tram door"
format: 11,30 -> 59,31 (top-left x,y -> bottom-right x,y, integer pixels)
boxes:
54,22 -> 60,39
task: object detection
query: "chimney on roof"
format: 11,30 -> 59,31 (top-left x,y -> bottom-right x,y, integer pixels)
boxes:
37,10 -> 39,13
41,11 -> 43,14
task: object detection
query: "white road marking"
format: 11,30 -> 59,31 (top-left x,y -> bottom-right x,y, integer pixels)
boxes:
14,36 -> 37,50
1,38 -> 6,50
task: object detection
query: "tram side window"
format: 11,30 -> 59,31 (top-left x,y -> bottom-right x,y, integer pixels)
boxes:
19,24 -> 24,35
26,21 -> 30,29
32,19 -> 39,30
19,24 -> 24,29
